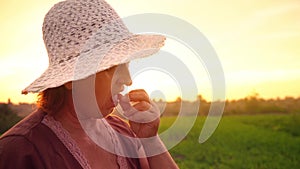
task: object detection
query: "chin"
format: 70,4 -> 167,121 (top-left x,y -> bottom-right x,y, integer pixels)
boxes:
100,107 -> 114,118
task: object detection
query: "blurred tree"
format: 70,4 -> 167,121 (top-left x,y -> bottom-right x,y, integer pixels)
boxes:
245,92 -> 261,114
175,97 -> 182,103
0,104 -> 22,134
197,95 -> 210,116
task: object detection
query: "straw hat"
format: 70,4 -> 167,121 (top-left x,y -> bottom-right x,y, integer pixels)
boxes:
22,0 -> 165,94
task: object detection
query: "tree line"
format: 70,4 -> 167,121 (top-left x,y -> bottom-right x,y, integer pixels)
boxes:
159,93 -> 300,116
1,93 -> 300,134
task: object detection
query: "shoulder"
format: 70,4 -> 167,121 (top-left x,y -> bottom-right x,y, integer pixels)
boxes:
0,110 -> 82,169
0,109 -> 46,139
0,135 -> 37,155
0,109 -> 48,168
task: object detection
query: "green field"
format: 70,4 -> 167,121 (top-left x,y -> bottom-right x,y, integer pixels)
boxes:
159,114 -> 300,169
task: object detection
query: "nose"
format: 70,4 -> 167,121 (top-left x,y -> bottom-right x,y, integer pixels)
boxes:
117,63 -> 132,86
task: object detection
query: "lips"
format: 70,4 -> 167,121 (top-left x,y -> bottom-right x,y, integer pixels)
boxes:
111,86 -> 125,106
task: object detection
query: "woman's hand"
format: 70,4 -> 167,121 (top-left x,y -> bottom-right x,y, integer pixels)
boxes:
118,90 -> 179,169
118,89 -> 161,138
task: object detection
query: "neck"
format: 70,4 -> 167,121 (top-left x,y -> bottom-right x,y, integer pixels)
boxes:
53,96 -> 84,132
55,108 -> 83,130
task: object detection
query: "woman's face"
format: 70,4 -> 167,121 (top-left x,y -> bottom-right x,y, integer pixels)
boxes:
94,63 -> 132,117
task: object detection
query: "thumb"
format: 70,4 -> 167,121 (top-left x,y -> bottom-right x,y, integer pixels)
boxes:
118,94 -> 131,111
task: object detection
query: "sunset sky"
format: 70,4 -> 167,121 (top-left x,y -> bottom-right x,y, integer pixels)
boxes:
1,0 -> 300,103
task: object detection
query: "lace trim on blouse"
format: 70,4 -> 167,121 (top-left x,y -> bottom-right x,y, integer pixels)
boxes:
42,115 -> 129,169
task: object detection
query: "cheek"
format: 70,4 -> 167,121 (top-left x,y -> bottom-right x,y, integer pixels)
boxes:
94,79 -> 114,111
95,83 -> 111,103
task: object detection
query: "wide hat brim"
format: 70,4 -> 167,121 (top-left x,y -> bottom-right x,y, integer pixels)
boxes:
22,34 -> 165,94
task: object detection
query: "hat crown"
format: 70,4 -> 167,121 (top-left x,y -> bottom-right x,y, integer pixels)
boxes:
42,0 -> 130,64
23,0 -> 165,94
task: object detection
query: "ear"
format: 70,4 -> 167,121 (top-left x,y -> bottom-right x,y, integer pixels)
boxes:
64,82 -> 72,90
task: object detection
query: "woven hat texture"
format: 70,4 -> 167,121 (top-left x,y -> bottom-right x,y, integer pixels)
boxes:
22,0 -> 165,94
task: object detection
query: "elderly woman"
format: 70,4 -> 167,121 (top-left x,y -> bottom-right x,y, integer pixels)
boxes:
0,0 -> 178,169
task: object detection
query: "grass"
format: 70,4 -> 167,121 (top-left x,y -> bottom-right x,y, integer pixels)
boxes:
1,113 -> 299,168
159,114 -> 300,169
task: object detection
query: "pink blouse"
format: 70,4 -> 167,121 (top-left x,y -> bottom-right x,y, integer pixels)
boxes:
42,115 -> 132,169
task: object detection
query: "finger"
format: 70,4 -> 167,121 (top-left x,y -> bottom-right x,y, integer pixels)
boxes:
129,89 -> 150,103
128,103 -> 160,123
118,93 -> 161,123
118,94 -> 131,111
132,101 -> 151,111
128,109 -> 158,123
129,89 -> 147,94
120,101 -> 150,117
118,94 -> 141,117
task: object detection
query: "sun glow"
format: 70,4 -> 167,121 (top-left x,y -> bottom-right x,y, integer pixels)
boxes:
1,0 -> 300,104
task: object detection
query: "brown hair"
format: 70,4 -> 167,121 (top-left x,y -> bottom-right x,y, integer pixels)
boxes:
37,85 -> 67,115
